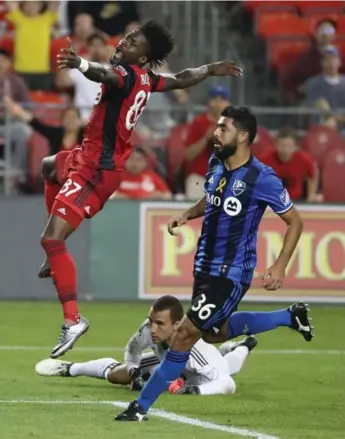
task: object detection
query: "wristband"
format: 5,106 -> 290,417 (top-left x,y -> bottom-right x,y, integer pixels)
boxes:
78,57 -> 89,73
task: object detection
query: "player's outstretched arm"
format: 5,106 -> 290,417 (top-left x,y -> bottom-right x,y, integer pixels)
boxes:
159,62 -> 243,91
57,38 -> 121,87
168,196 -> 206,236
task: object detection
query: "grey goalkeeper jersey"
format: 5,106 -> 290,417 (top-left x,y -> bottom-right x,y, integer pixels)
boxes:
124,319 -> 234,395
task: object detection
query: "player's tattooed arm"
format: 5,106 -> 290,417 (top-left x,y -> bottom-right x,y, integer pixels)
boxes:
160,61 -> 243,91
168,196 -> 206,236
57,38 -> 121,87
82,63 -> 121,87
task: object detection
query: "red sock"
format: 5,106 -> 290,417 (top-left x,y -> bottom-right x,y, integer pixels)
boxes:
41,239 -> 79,323
44,178 -> 61,215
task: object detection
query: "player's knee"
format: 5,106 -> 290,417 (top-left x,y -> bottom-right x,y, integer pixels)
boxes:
223,376 -> 236,395
41,156 -> 56,181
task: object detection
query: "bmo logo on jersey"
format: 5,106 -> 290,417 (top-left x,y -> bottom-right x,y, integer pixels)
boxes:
206,193 -> 242,216
223,196 -> 242,216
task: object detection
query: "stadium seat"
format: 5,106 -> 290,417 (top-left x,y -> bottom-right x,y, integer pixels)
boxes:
165,123 -> 189,189
322,148 -> 345,202
268,37 -> 311,67
301,126 -> 343,168
245,1 -> 298,12
29,91 -> 65,125
27,132 -> 49,188
298,1 -> 345,15
250,126 -> 275,159
257,13 -> 309,38
0,35 -> 13,54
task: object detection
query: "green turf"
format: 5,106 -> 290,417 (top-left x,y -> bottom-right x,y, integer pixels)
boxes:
0,302 -> 344,439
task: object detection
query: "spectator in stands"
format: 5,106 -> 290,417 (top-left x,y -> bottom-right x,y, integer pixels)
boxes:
5,1 -> 58,90
138,62 -> 189,141
111,147 -> 172,200
0,48 -> 31,180
4,96 -> 84,155
301,46 -> 345,109
55,32 -> 109,122
71,13 -> 98,55
184,85 -> 230,200
261,128 -> 319,202
67,1 -> 140,37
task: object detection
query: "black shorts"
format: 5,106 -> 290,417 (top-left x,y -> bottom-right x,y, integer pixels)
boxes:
187,273 -> 249,335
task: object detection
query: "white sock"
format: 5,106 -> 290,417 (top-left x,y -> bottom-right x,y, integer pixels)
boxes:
224,346 -> 249,376
69,358 -> 118,379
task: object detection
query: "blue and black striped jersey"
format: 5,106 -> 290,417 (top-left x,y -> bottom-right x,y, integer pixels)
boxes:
194,155 -> 293,285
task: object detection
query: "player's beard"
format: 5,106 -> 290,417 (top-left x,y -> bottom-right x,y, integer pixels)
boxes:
214,138 -> 238,161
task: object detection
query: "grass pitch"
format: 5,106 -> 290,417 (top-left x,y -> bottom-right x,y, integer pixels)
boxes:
0,302 -> 344,439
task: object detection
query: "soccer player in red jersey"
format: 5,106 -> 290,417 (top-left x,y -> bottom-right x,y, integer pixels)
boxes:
39,21 -> 243,359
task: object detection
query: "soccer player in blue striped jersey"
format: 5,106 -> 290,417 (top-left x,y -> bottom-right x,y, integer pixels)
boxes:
116,106 -> 314,422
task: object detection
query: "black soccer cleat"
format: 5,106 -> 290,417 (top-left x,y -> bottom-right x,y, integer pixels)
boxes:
37,258 -> 51,278
288,302 -> 314,342
235,335 -> 258,352
176,384 -> 200,395
114,401 -> 148,422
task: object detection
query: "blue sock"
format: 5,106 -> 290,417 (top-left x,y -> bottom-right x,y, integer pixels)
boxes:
227,309 -> 291,339
137,349 -> 190,412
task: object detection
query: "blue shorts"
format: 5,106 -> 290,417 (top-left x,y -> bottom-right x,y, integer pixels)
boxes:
187,273 -> 249,335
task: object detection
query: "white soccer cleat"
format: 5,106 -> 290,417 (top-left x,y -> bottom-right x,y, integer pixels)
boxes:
35,359 -> 73,377
218,341 -> 239,356
50,316 -> 89,359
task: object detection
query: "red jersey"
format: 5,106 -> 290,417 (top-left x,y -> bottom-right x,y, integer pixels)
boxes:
80,64 -> 164,171
116,169 -> 170,199
261,150 -> 316,200
184,113 -> 215,177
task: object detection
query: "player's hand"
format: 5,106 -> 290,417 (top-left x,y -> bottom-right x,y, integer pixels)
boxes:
167,214 -> 189,236
262,263 -> 286,290
57,37 -> 81,70
129,368 -> 145,391
208,61 -> 243,78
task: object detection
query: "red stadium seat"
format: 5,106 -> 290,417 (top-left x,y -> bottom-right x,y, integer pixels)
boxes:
29,91 -> 66,125
301,126 -> 343,168
251,126 -> 275,159
298,1 -> 345,15
27,132 -> 49,186
165,123 -> 189,188
0,35 -> 13,55
257,13 -> 309,38
245,1 -> 298,12
322,148 -> 345,202
268,37 -> 311,67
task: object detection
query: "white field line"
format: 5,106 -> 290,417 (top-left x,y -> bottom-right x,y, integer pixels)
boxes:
0,399 -> 280,439
0,345 -> 343,354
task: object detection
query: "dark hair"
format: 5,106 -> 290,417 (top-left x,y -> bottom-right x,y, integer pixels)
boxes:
221,106 -> 257,145
152,295 -> 184,323
276,127 -> 299,143
133,146 -> 148,157
0,48 -> 11,59
140,20 -> 174,68
86,32 -> 107,46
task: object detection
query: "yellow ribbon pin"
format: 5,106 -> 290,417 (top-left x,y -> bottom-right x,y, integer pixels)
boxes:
216,177 -> 227,193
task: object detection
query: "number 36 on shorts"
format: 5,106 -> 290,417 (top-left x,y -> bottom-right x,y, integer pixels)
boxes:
191,294 -> 216,320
